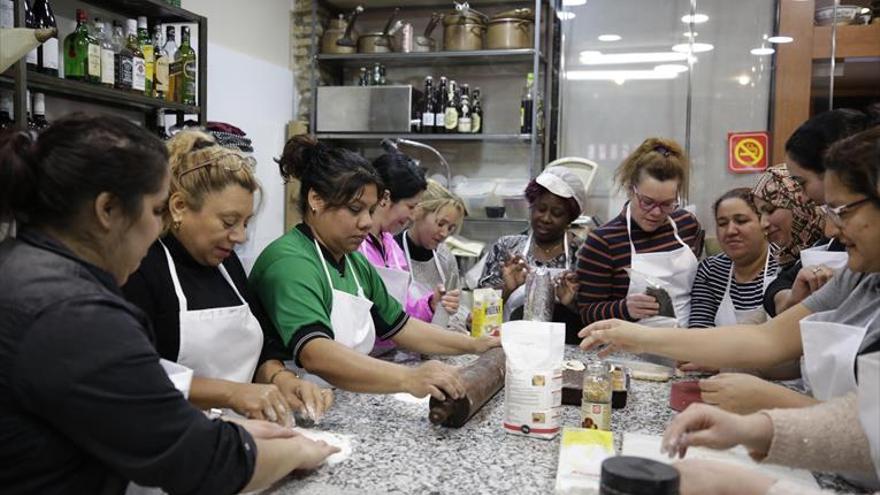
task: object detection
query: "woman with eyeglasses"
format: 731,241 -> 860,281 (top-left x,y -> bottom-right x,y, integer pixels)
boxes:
763,108 -> 879,317
580,128 -> 880,430
575,138 -> 704,328
123,131 -> 333,426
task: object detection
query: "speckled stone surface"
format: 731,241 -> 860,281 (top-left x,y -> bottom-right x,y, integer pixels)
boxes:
261,347 -> 869,495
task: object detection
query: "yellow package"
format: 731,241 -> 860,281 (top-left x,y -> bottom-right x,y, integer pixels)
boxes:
471,288 -> 503,338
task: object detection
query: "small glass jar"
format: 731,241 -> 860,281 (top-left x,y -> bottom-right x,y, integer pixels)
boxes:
581,361 -> 612,431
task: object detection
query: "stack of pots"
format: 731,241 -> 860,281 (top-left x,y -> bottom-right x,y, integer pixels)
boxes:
443,7 -> 534,51
487,8 -> 534,49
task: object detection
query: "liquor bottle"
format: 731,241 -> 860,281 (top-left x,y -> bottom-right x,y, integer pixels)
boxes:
428,348 -> 505,427
379,64 -> 387,85
421,76 -> 435,134
520,72 -> 534,134
24,0 -> 37,69
444,80 -> 459,134
96,19 -> 114,88
152,25 -> 169,99
154,109 -> 169,140
163,26 -> 178,102
471,87 -> 483,134
63,9 -> 90,81
457,83 -> 471,134
137,17 -> 153,97
436,77 -> 447,133
126,19 -> 145,94
31,0 -> 58,76
371,62 -> 381,86
29,92 -> 49,131
176,26 -> 197,105
357,67 -> 368,86
0,91 -> 14,130
113,21 -> 133,91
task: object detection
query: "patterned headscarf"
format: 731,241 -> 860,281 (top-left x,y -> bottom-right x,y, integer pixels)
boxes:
751,165 -> 825,265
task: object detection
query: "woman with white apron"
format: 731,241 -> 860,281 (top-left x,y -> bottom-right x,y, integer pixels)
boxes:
575,138 -> 703,331
688,188 -> 779,329
249,135 -> 498,401
476,167 -> 588,343
578,127 -> 880,415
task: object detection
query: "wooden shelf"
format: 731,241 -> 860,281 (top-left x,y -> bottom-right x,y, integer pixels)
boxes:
812,23 -> 880,59
315,133 -> 532,142
317,49 -> 545,68
0,70 -> 199,114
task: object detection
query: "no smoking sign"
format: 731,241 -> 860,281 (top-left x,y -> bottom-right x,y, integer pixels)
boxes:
728,131 -> 770,173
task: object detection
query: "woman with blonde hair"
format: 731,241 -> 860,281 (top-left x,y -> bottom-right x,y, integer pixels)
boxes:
123,130 -> 333,425
395,179 -> 468,330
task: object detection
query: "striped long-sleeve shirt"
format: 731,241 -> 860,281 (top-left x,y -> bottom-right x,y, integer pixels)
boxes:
575,206 -> 703,324
688,253 -> 779,328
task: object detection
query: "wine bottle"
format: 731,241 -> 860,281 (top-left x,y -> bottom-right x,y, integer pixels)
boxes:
471,87 -> 483,134
137,17 -> 153,97
176,26 -> 197,106
152,25 -> 168,99
444,80 -> 459,134
62,9 -> 89,81
113,21 -> 133,91
85,16 -> 100,83
428,348 -> 506,428
436,76 -> 447,134
96,19 -> 114,88
31,0 -> 57,76
163,26 -> 178,102
126,19 -> 145,94
520,72 -> 534,134
457,83 -> 471,134
28,92 -> 48,131
421,76 -> 435,134
24,0 -> 37,69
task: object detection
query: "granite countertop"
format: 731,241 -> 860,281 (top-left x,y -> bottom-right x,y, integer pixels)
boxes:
261,347 -> 869,495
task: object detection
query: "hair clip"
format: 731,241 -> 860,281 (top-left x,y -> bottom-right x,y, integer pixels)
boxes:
654,145 -> 671,157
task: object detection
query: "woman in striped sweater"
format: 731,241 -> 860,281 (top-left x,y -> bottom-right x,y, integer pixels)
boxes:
575,138 -> 704,327
688,188 -> 779,328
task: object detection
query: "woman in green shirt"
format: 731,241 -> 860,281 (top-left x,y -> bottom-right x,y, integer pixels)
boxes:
250,136 -> 498,400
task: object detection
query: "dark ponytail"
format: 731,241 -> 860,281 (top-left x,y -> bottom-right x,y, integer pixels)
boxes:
371,152 -> 428,202
276,135 -> 382,214
0,113 -> 168,228
785,108 -> 880,174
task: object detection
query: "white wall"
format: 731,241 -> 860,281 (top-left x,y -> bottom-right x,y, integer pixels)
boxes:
182,0 -> 294,271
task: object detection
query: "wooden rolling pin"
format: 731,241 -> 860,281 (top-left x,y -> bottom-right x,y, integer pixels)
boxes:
428,347 -> 506,427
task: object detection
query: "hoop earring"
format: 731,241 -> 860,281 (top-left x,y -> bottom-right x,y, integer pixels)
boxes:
172,220 -> 182,231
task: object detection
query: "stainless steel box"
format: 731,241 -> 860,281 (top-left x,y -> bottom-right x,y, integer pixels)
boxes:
316,85 -> 416,133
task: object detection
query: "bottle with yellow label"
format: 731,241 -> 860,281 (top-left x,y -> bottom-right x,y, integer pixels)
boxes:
137,17 -> 154,97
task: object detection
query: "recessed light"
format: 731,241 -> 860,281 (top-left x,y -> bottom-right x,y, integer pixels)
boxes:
557,11 -> 576,20
750,47 -> 775,56
654,64 -> 689,73
672,42 -> 714,53
681,14 -> 709,24
768,36 -> 794,44
562,0 -> 586,5
683,31 -> 698,38
737,75 -> 751,85
598,34 -> 622,42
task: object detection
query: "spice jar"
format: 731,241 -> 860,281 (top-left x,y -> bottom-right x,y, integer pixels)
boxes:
611,365 -> 630,409
581,361 -> 612,431
600,456 -> 680,495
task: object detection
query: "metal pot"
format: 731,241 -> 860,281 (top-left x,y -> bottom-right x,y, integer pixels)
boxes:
443,11 -> 487,51
321,6 -> 362,55
358,8 -> 400,54
487,17 -> 533,49
413,13 -> 442,52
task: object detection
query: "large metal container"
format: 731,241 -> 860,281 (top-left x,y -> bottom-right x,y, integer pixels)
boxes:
443,11 -> 486,51
316,85 -> 416,133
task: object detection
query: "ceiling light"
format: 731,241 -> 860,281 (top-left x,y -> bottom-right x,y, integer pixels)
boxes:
655,64 -> 689,73
557,11 -> 576,20
860,7 -> 871,14
768,35 -> 794,44
737,75 -> 751,85
750,47 -> 775,56
562,0 -> 587,5
681,14 -> 709,24
671,42 -> 714,53
579,50 -> 688,65
597,34 -> 622,42
566,70 -> 680,81
683,31 -> 698,38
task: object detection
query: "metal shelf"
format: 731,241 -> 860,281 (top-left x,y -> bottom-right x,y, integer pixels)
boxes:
77,0 -> 204,23
315,133 -> 532,142
319,0 -> 533,11
317,49 -> 545,67
0,70 -> 199,114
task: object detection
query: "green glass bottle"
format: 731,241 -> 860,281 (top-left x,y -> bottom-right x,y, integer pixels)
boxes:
63,8 -> 90,81
176,26 -> 196,106
137,16 -> 153,96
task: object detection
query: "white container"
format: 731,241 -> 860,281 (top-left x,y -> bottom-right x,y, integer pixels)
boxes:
495,179 -> 530,219
160,358 -> 194,398
454,179 -> 497,218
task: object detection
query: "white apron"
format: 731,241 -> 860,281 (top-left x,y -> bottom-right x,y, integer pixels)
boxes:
161,241 -> 262,384
293,239 -> 377,386
371,235 -> 411,308
799,239 -> 849,273
799,309 -> 869,401
625,205 -> 699,328
858,351 -> 880,482
504,234 -> 570,322
714,250 -> 774,326
402,230 -> 450,327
